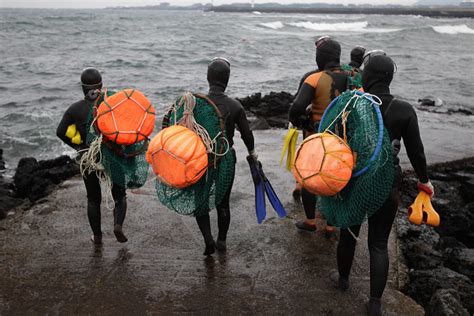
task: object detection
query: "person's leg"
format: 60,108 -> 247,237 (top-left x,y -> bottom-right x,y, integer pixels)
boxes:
83,173 -> 102,243
336,224 -> 361,280
112,183 -> 128,243
195,213 -> 215,256
367,188 -> 399,299
215,161 -> 235,251
295,188 -> 317,231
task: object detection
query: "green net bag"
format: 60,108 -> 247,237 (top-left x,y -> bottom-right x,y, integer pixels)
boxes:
155,93 -> 235,217
317,90 -> 395,229
84,89 -> 151,189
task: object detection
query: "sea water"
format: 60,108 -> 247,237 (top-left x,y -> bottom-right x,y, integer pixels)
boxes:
0,9 -> 473,165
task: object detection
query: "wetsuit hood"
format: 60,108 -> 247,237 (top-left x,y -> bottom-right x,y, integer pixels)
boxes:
316,39 -> 341,70
81,67 -> 102,96
349,46 -> 366,69
362,55 -> 395,92
207,59 -> 230,92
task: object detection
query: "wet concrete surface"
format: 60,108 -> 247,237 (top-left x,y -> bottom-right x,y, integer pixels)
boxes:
2,111 -> 471,315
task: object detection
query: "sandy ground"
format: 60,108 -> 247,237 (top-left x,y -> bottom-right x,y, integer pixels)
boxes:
1,110 -> 472,315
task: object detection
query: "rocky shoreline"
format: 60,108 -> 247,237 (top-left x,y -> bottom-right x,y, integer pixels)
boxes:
396,157 -> 474,315
0,150 -> 79,220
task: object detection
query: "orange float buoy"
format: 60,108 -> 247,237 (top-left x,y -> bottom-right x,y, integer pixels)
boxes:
146,125 -> 208,189
96,89 -> 155,145
292,132 -> 354,196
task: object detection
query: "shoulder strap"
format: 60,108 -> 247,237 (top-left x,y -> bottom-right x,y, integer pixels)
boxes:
383,98 -> 395,117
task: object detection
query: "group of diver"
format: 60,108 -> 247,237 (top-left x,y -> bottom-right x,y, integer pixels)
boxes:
57,35 -> 434,316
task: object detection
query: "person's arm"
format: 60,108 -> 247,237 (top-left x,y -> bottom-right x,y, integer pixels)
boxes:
402,106 -> 429,184
56,109 -> 77,149
288,83 -> 315,129
235,104 -> 255,154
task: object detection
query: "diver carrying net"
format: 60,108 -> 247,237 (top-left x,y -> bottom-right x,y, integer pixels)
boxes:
82,88 -> 154,190
317,90 -> 395,229
152,92 -> 234,217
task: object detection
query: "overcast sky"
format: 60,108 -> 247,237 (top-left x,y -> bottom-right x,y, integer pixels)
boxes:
0,0 -> 417,9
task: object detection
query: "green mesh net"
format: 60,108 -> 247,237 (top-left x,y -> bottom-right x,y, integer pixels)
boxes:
156,94 -> 235,217
317,90 -> 395,229
85,90 -> 151,189
341,64 -> 363,90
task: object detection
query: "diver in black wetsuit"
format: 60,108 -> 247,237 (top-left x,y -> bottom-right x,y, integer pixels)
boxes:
289,36 -> 348,236
329,52 -> 434,316
195,57 -> 256,256
56,68 -> 128,245
349,45 -> 366,69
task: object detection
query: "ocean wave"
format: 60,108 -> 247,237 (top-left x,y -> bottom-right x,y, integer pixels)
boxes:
431,24 -> 474,35
287,21 -> 400,33
259,21 -> 284,30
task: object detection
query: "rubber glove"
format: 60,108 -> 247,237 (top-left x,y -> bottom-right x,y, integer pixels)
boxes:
417,180 -> 434,198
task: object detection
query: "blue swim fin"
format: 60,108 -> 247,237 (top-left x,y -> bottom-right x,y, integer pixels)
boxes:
247,156 -> 266,224
259,165 -> 287,219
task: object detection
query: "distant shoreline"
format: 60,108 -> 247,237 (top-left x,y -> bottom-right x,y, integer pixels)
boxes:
208,6 -> 474,18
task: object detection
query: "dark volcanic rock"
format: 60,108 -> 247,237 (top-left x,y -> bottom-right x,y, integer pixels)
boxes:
238,91 -> 295,129
13,155 -> 79,202
0,149 -> 5,170
443,248 -> 474,281
398,157 -> 474,314
428,289 -> 469,316
404,267 -> 474,312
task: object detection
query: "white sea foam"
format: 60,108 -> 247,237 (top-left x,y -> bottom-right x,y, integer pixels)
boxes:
259,21 -> 284,30
432,24 -> 474,35
287,21 -> 400,33
252,11 -> 262,15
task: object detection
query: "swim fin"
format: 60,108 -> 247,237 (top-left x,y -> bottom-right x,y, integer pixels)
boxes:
408,191 -> 440,227
258,161 -> 287,219
280,125 -> 299,171
247,155 -> 266,224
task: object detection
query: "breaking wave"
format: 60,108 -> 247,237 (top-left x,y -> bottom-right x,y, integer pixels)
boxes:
432,24 -> 474,35
259,21 -> 284,29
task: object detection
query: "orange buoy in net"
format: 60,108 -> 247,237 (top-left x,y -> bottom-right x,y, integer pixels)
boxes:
96,89 -> 155,145
292,132 -> 354,196
146,125 -> 208,189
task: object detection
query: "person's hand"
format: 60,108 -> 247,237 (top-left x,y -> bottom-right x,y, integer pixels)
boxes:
418,180 -> 434,198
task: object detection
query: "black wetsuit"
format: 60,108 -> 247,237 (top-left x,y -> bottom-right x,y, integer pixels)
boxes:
336,82 -> 428,299
289,63 -> 348,223
56,94 -> 126,237
196,83 -> 255,247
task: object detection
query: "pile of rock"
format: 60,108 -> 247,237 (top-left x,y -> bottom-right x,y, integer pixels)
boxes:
397,157 -> 474,315
0,150 -> 80,220
238,91 -> 294,129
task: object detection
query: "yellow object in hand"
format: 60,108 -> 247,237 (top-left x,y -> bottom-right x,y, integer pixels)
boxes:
65,124 -> 82,145
408,191 -> 440,227
280,126 -> 299,172
65,124 -> 76,139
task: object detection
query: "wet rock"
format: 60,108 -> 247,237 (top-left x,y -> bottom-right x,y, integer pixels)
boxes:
238,91 -> 295,129
404,240 -> 443,270
404,267 -> 474,312
0,195 -> 23,220
14,156 -> 79,202
434,201 -> 474,238
0,149 -> 5,170
459,180 -> 474,203
247,114 -> 271,130
428,289 -> 469,316
438,236 -> 466,250
443,248 -> 474,281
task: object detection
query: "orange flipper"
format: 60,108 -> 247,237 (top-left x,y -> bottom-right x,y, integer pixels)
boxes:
408,191 -> 440,227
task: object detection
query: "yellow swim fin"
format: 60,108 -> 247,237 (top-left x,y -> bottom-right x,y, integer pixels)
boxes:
280,125 -> 299,171
65,124 -> 77,139
408,191 -> 440,227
